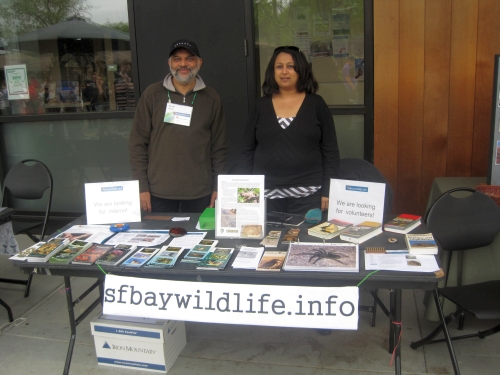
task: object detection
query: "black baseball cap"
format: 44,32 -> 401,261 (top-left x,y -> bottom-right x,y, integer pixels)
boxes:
169,39 -> 201,58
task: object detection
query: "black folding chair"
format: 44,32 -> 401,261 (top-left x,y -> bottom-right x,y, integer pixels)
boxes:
338,158 -> 394,327
410,187 -> 500,375
1,159 -> 53,298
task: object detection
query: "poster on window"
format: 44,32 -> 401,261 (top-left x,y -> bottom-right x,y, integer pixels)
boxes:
4,64 -> 29,100
292,6 -> 310,32
332,14 -> 350,35
313,13 -> 330,36
332,35 -> 350,57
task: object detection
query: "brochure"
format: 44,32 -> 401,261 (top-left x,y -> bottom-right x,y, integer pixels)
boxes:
364,252 -> 440,272
231,246 -> 265,269
104,229 -> 171,247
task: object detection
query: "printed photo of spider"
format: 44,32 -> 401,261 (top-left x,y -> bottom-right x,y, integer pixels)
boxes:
299,247 -> 345,265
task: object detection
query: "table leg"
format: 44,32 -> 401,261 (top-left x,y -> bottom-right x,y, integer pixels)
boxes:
63,276 -> 76,375
392,289 -> 402,375
62,276 -> 103,375
389,289 -> 395,353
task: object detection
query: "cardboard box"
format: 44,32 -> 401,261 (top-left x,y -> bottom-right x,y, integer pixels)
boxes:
91,315 -> 186,373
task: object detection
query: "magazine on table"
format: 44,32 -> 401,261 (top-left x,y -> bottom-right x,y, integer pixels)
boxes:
103,229 -> 171,247
56,225 -> 114,244
283,242 -> 359,272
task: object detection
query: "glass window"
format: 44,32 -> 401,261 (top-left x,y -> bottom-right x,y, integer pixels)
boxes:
0,0 -> 134,116
1,117 -> 133,212
254,0 -> 364,105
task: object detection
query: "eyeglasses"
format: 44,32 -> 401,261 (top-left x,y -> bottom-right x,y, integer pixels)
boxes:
169,227 -> 187,237
274,46 -> 300,53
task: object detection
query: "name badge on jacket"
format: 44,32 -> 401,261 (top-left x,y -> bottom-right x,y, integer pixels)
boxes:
164,102 -> 193,126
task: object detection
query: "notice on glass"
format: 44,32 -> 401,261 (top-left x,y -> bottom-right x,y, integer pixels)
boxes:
215,175 -> 266,239
5,64 -> 29,100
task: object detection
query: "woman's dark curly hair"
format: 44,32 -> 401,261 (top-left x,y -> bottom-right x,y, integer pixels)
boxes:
262,47 -> 318,96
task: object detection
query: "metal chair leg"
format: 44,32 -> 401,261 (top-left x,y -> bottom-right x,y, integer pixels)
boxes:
433,289 -> 461,375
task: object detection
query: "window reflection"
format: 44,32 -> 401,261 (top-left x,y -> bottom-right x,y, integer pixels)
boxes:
255,0 -> 364,106
0,1 -> 133,115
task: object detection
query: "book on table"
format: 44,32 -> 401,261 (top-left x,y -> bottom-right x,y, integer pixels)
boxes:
71,243 -> 114,265
10,242 -> 45,262
405,233 -> 438,255
26,238 -> 70,262
283,242 -> 359,272
196,247 -> 234,270
339,221 -> 383,244
95,244 -> 137,266
49,240 -> 93,264
308,218 -> 353,240
383,214 -> 421,234
144,246 -> 186,268
120,247 -> 161,267
256,250 -> 287,271
260,230 -> 281,247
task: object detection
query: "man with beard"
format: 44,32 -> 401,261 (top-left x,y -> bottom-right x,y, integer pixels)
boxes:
129,39 -> 227,213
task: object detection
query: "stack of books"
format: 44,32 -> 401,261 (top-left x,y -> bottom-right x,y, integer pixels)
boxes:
121,247 -> 161,267
196,248 -> 234,270
72,244 -> 114,265
384,214 -> 421,234
49,240 -> 93,264
144,246 -> 186,268
26,238 -> 70,262
405,233 -> 438,255
95,244 -> 137,266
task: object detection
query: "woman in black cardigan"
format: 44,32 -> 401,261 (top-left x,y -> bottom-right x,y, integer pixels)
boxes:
239,46 -> 340,214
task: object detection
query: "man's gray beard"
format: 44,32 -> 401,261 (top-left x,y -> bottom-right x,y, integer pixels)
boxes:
171,65 -> 199,83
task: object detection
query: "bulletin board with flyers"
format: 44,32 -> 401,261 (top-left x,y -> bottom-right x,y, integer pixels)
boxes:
489,54 -> 500,184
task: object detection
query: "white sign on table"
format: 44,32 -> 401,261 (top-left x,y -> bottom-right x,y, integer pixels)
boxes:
85,180 -> 141,225
103,274 -> 359,330
328,179 -> 385,224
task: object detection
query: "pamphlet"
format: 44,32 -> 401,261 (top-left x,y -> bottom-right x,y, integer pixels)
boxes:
104,229 -> 171,247
260,230 -> 282,247
364,252 -> 440,272
231,246 -> 265,269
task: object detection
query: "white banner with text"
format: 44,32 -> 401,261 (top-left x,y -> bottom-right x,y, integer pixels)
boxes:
103,275 -> 359,330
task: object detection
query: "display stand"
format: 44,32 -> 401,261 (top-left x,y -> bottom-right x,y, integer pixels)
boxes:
215,175 -> 266,239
